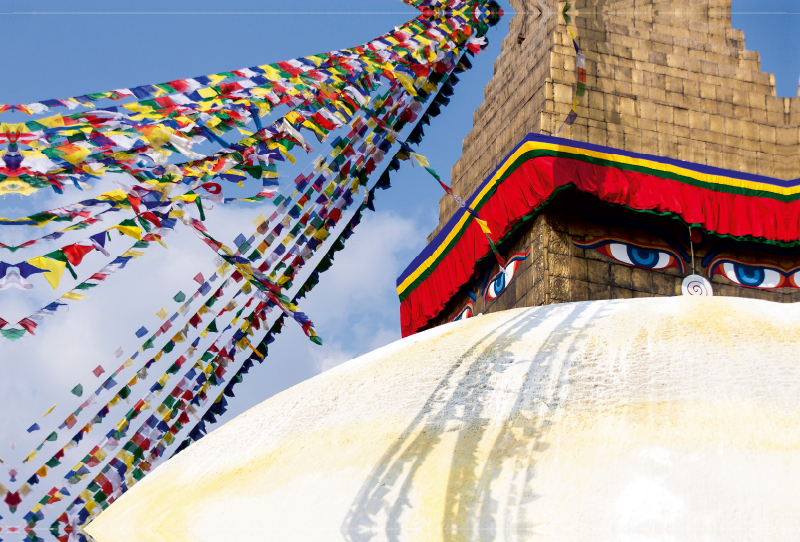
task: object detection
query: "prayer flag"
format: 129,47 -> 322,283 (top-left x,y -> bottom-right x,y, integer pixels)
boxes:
475,218 -> 492,235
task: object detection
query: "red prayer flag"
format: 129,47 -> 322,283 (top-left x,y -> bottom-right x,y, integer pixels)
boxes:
62,243 -> 95,266
18,318 -> 37,335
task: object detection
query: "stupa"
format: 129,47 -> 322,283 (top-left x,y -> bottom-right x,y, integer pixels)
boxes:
86,297 -> 800,541
86,0 -> 800,540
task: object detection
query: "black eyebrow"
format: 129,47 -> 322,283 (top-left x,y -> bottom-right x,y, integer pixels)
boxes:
702,242 -> 800,268
581,215 -> 691,262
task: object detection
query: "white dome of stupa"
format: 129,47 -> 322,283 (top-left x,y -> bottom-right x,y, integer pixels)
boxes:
86,296 -> 800,542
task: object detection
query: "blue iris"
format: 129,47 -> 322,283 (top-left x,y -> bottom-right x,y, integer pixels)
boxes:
627,246 -> 659,268
492,273 -> 506,295
733,263 -> 765,287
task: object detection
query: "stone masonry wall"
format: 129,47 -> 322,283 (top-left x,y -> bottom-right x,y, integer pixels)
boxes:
428,0 -> 800,243
429,190 -> 800,330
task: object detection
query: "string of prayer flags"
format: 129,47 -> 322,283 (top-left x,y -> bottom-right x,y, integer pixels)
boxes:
556,2 -> 586,133
0,0 -> 502,531
413,147 -> 506,269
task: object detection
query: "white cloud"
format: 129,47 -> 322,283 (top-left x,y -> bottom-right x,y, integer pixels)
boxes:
271,211 -> 420,377
309,341 -> 356,373
302,210 -> 423,325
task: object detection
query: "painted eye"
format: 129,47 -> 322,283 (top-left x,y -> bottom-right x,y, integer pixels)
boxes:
574,237 -> 685,273
608,243 -> 673,269
483,250 -> 530,303
486,260 -> 518,300
720,263 -> 782,289
451,303 -> 474,322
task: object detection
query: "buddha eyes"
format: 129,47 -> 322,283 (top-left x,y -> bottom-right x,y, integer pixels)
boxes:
721,263 -> 781,288
485,263 -> 514,300
709,260 -> 800,290
483,251 -> 530,303
575,238 -> 684,273
450,302 -> 474,322
573,234 -> 800,290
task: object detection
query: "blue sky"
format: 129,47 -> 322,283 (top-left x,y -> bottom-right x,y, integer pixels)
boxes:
732,0 -> 800,97
0,0 -> 796,475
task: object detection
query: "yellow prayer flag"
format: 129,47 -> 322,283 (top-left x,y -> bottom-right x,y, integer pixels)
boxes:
475,218 -> 492,235
121,249 -> 145,259
28,257 -> 67,290
196,87 -> 218,99
42,403 -> 57,417
259,64 -> 283,81
111,224 -> 143,240
410,153 -> 430,167
58,145 -> 90,166
141,125 -> 174,149
156,307 -> 168,320
284,111 -> 304,125
61,291 -> 87,301
395,72 -> 418,96
119,450 -> 135,467
35,114 -> 65,129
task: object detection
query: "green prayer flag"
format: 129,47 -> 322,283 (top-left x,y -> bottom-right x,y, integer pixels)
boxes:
45,432 -> 57,442
0,328 -> 26,341
173,291 -> 186,303
424,167 -> 441,182
71,384 -> 83,397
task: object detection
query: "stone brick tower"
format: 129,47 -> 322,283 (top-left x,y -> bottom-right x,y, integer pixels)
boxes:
430,0 -> 799,242
416,0 -> 800,329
